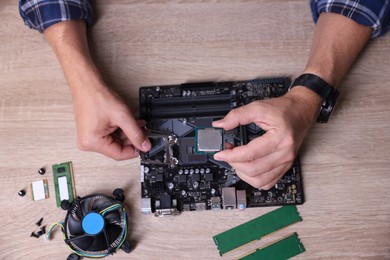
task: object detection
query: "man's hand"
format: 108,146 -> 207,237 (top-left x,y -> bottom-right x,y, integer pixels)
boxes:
213,87 -> 321,189
43,20 -> 151,159
213,12 -> 373,189
73,85 -> 151,160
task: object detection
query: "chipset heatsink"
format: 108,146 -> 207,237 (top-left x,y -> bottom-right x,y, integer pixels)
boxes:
195,127 -> 224,154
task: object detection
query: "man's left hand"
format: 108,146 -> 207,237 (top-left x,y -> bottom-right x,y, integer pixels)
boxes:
212,88 -> 321,189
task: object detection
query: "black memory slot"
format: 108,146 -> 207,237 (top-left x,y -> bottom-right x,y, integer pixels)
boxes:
149,94 -> 231,107
149,103 -> 231,118
180,82 -> 216,90
146,93 -> 233,119
239,125 -> 248,145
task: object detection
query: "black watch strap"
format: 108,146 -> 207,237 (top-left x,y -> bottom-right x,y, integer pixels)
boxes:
290,73 -> 339,123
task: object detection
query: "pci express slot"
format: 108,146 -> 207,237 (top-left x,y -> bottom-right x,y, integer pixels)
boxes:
237,232 -> 305,260
212,205 -> 302,256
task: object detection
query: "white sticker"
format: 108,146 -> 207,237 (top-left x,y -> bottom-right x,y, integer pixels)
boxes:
58,176 -> 69,201
32,180 -> 45,201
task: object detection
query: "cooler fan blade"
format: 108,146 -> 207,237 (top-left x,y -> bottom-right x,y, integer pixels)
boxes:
87,232 -> 109,252
75,197 -> 93,220
74,200 -> 84,220
92,197 -> 113,212
81,198 -> 92,215
68,214 -> 84,236
71,235 -> 94,251
105,211 -> 121,224
106,223 -> 123,244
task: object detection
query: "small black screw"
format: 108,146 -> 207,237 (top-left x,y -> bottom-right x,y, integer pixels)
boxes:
18,190 -> 26,197
30,232 -> 39,238
37,226 -> 46,236
38,167 -> 46,175
35,217 -> 43,226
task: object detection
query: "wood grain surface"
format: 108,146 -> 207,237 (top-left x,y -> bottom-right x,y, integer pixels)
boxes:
1,1 -> 389,259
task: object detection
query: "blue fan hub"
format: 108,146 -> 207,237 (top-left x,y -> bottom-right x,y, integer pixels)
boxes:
82,212 -> 105,235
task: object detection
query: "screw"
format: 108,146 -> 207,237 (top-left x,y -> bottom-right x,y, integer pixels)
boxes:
38,167 -> 46,175
30,232 -> 39,238
18,190 -> 26,197
37,226 -> 46,236
35,217 -> 43,227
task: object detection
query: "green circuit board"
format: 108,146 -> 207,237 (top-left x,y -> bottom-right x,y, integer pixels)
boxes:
52,161 -> 76,207
212,205 -> 302,255
238,232 -> 305,260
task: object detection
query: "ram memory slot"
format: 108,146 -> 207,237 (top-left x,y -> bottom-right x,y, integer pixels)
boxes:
149,104 -> 232,119
213,205 -> 302,255
238,233 -> 305,260
150,94 -> 232,107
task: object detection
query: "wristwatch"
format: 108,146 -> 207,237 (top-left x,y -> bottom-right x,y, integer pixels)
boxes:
289,73 -> 339,123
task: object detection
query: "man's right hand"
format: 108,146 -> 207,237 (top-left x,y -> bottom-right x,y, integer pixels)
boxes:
43,20 -> 151,160
72,85 -> 151,160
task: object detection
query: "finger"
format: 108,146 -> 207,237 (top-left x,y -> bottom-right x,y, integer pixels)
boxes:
113,129 -> 133,145
224,142 -> 235,149
260,164 -> 291,190
234,163 -> 289,189
112,134 -> 132,146
114,111 -> 151,152
212,102 -> 271,131
137,119 -> 147,128
214,132 -> 277,163
212,106 -> 254,130
97,135 -> 139,160
228,148 -> 292,177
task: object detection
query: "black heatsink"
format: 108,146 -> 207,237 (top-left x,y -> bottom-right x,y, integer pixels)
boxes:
63,193 -> 128,257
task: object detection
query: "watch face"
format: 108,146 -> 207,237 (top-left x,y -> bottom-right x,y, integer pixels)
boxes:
318,87 -> 339,123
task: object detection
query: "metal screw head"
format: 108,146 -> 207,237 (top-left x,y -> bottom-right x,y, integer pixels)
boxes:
38,167 -> 46,175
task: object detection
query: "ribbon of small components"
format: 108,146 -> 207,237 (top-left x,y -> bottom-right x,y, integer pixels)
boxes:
213,205 -> 304,258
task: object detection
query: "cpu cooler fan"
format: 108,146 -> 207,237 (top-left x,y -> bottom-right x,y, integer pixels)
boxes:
56,189 -> 132,259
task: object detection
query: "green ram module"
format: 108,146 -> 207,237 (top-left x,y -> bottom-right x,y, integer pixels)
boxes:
52,161 -> 76,207
238,233 -> 305,260
212,205 -> 302,255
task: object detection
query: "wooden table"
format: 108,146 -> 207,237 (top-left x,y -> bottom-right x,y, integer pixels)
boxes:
1,1 -> 389,259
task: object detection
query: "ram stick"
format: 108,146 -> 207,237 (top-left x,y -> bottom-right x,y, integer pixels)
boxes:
238,232 -> 305,260
213,205 -> 302,255
52,161 -> 76,207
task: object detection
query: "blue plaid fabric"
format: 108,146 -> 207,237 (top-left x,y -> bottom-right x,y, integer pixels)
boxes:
311,0 -> 390,38
19,0 -> 390,38
19,0 -> 92,33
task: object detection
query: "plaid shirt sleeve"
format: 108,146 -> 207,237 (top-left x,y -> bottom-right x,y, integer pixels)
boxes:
310,0 -> 390,38
19,0 -> 92,33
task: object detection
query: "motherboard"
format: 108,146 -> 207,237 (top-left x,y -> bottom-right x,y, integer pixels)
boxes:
139,78 -> 304,216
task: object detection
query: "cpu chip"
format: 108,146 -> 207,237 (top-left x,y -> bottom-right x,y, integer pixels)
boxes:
195,128 -> 223,154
